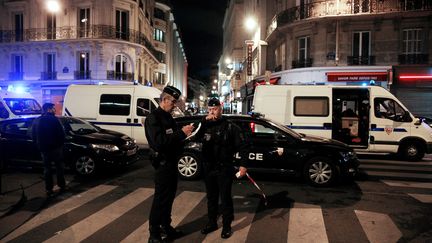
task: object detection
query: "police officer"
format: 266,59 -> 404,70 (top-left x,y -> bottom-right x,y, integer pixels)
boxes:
145,86 -> 194,243
197,97 -> 248,239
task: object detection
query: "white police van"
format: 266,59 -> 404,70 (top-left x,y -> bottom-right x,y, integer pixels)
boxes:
253,85 -> 432,161
0,90 -> 42,120
63,84 -> 163,147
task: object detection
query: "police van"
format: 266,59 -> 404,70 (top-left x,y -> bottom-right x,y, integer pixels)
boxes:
0,90 -> 42,120
63,84 -> 163,147
252,85 -> 432,161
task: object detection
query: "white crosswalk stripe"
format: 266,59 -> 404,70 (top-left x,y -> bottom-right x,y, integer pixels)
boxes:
355,210 -> 402,243
2,184 -> 117,242
407,193 -> 432,203
288,206 -> 328,243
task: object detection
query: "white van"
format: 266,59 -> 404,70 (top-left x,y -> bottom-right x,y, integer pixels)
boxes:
63,84 -> 162,147
253,85 -> 432,161
0,90 -> 42,120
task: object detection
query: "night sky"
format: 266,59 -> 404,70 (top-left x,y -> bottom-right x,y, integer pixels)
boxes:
170,0 -> 228,82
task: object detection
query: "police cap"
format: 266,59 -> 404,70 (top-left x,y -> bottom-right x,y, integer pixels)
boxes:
163,86 -> 181,100
208,97 -> 221,107
42,103 -> 55,112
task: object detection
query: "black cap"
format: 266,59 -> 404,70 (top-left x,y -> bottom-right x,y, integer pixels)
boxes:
163,86 -> 181,100
208,97 -> 221,107
42,103 -> 55,112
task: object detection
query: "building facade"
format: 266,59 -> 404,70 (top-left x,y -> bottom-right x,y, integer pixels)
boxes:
221,0 -> 432,115
0,0 -> 187,112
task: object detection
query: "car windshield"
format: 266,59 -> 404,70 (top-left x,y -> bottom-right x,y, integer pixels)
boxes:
61,117 -> 99,135
260,117 -> 303,139
5,98 -> 42,115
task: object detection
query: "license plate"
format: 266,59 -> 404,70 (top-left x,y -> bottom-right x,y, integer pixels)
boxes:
127,148 -> 137,156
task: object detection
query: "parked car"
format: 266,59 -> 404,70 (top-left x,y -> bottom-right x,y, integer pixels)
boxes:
175,114 -> 359,187
0,116 -> 140,176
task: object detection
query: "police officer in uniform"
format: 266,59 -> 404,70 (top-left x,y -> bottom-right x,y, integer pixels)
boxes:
197,97 -> 248,239
145,86 -> 194,243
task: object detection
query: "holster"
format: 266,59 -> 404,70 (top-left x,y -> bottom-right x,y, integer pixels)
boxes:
149,148 -> 162,169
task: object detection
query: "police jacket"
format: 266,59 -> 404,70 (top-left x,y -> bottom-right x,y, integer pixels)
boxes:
197,116 -> 248,169
145,107 -> 186,164
32,113 -> 65,152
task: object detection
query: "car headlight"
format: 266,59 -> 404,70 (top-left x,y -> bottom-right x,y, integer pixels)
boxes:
91,144 -> 119,152
340,151 -> 356,162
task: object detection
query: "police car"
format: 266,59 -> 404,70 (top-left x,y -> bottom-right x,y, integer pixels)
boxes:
175,114 -> 359,187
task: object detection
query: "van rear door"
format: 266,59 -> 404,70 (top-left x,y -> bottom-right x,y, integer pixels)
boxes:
95,87 -> 133,138
131,96 -> 158,147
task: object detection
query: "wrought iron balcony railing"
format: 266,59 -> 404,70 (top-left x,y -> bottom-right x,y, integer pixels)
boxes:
8,72 -> 24,80
107,71 -> 134,81
292,58 -> 313,68
398,54 -> 429,64
347,55 -> 376,65
268,0 -> 432,37
0,25 -> 162,63
74,70 -> 92,80
40,71 -> 57,80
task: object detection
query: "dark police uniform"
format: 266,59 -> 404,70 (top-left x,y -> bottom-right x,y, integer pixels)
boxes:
144,87 -> 185,242
197,109 -> 248,236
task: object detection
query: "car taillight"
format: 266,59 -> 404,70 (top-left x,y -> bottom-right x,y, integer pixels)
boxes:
249,122 -> 255,133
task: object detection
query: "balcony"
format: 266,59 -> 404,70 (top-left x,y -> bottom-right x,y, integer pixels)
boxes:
0,25 -> 163,63
398,54 -> 429,64
40,71 -> 57,80
74,70 -> 92,80
347,55 -> 376,65
292,58 -> 313,68
267,0 -> 432,38
8,72 -> 24,80
107,71 -> 134,81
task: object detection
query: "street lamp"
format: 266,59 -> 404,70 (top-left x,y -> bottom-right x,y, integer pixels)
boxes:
46,0 -> 60,12
245,17 -> 257,31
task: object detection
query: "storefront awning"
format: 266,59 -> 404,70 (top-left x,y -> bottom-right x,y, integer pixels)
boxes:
326,72 -> 388,82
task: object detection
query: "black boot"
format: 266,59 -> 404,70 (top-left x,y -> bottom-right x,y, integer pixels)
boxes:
149,226 -> 164,243
221,226 -> 232,239
160,225 -> 183,239
201,221 -> 218,234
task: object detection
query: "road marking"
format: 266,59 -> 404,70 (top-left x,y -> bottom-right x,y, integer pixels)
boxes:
382,180 -> 432,189
360,159 -> 432,165
44,188 -> 153,243
355,210 -> 402,243
360,164 -> 432,172
408,193 -> 432,203
287,208 -> 328,243
365,171 -> 432,180
121,191 -> 205,243
2,184 -> 117,242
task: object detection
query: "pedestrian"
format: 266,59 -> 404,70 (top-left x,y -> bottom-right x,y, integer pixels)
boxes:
144,86 -> 194,243
31,103 -> 66,197
197,97 -> 249,239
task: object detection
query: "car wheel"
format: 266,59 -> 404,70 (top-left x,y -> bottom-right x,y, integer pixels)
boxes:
400,141 -> 424,161
74,155 -> 96,176
303,157 -> 337,187
177,152 -> 201,180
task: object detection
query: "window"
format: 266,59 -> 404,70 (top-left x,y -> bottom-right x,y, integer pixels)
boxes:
77,51 -> 90,79
4,98 -> 42,115
294,97 -> 329,116
374,98 -> 409,122
14,13 -> 24,42
47,12 -> 56,40
274,42 -> 286,71
353,31 -> 370,57
78,8 -> 91,38
0,102 -> 9,119
154,8 -> 165,20
4,120 -> 31,136
154,72 -> 165,84
298,36 -> 310,61
116,10 -> 129,40
44,53 -> 56,80
99,94 -> 131,115
12,54 -> 23,73
153,29 -> 165,42
115,54 -> 128,75
403,29 -> 423,54
136,98 -> 156,116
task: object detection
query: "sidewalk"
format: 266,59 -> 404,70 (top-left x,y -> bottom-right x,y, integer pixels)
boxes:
0,170 -> 44,218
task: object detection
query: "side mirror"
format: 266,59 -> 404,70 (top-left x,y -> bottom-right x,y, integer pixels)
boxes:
402,111 -> 412,123
414,118 -> 422,126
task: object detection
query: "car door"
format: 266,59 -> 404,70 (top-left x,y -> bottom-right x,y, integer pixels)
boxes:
235,119 -> 297,172
0,119 -> 41,164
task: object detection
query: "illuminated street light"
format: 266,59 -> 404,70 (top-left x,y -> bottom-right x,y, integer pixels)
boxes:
225,57 -> 232,64
245,17 -> 257,31
212,85 -> 216,90
46,0 -> 60,12
199,95 -> 204,101
214,79 -> 218,84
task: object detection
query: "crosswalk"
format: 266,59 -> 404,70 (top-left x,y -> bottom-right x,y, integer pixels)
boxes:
359,157 -> 432,204
2,180 -> 429,243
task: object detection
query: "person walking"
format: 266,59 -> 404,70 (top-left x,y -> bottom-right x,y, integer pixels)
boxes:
32,103 -> 66,197
144,86 -> 194,243
197,97 -> 249,239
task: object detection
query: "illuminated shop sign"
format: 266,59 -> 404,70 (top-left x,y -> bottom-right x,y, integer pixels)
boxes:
326,72 -> 387,82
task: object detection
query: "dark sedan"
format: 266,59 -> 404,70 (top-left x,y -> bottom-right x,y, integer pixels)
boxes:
0,116 -> 140,176
175,114 -> 359,187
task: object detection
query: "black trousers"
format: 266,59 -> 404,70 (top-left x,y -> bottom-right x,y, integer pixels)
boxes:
41,147 -> 65,192
149,163 -> 178,232
204,167 -> 234,227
